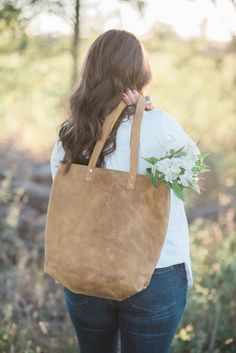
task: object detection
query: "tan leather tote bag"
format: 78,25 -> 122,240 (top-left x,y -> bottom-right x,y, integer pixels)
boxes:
44,93 -> 170,301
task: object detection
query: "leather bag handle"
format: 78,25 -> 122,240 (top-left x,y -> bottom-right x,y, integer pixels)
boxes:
85,93 -> 146,189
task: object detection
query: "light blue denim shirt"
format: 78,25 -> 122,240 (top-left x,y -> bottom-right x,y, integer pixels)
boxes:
50,108 -> 200,289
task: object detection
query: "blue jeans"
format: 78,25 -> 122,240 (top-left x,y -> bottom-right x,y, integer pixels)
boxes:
63,262 -> 188,353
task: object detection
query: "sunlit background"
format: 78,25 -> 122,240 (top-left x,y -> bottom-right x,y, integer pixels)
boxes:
28,0 -> 236,41
0,0 -> 236,352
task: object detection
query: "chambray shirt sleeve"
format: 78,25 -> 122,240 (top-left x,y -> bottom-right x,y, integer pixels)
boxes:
50,134 -> 65,181
160,110 -> 201,154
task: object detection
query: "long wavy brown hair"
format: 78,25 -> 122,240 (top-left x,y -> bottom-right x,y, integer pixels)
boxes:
58,29 -> 152,174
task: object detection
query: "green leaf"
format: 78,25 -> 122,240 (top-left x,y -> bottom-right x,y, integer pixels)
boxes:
171,180 -> 186,201
175,151 -> 187,158
173,145 -> 185,155
163,180 -> 172,189
192,166 -> 202,173
151,171 -> 159,187
141,156 -> 159,165
167,145 -> 186,158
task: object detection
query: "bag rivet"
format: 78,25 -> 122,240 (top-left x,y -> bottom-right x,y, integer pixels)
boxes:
89,169 -> 93,172
130,183 -> 132,186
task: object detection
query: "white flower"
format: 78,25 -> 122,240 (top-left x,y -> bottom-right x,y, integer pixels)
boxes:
183,141 -> 200,160
173,156 -> 196,171
145,136 -> 206,202
178,170 -> 194,187
152,158 -> 182,182
151,136 -> 201,187
164,136 -> 199,158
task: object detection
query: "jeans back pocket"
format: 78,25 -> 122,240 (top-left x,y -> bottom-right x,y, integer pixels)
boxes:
127,265 -> 177,315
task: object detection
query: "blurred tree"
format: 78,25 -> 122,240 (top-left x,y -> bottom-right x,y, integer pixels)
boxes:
71,0 -> 80,87
0,1 -> 27,51
30,0 -> 81,86
0,0 -> 80,86
29,0 -> 81,86
0,0 -> 66,51
120,0 -> 147,15
210,0 -> 236,39
0,1 -> 22,30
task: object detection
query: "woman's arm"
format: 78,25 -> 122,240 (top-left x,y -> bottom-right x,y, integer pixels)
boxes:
50,135 -> 65,181
160,110 -> 200,155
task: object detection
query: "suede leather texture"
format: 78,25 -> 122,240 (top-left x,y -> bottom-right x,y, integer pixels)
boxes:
44,95 -> 170,301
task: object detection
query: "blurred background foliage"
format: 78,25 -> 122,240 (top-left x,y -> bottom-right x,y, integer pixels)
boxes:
0,0 -> 236,352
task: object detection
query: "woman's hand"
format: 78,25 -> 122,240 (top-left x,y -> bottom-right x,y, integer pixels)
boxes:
122,88 -> 154,111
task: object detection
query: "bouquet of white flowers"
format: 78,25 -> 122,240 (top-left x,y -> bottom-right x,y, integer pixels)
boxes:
141,136 -> 209,201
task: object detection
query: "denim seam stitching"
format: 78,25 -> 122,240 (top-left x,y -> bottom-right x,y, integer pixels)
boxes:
128,291 -> 177,314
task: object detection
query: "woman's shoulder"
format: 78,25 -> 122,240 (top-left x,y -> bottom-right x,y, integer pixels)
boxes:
142,107 -> 198,149
142,107 -> 184,135
51,132 -> 65,160
143,107 -> 180,125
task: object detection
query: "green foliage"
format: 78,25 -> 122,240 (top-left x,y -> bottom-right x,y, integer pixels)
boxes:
0,170 -> 78,353
0,2 -> 21,30
0,1 -> 27,52
142,156 -> 159,164
172,180 -> 185,201
142,150 -> 209,202
0,0 -> 66,53
171,216 -> 236,353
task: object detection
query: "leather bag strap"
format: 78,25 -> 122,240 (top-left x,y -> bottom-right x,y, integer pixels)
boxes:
85,93 -> 146,189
